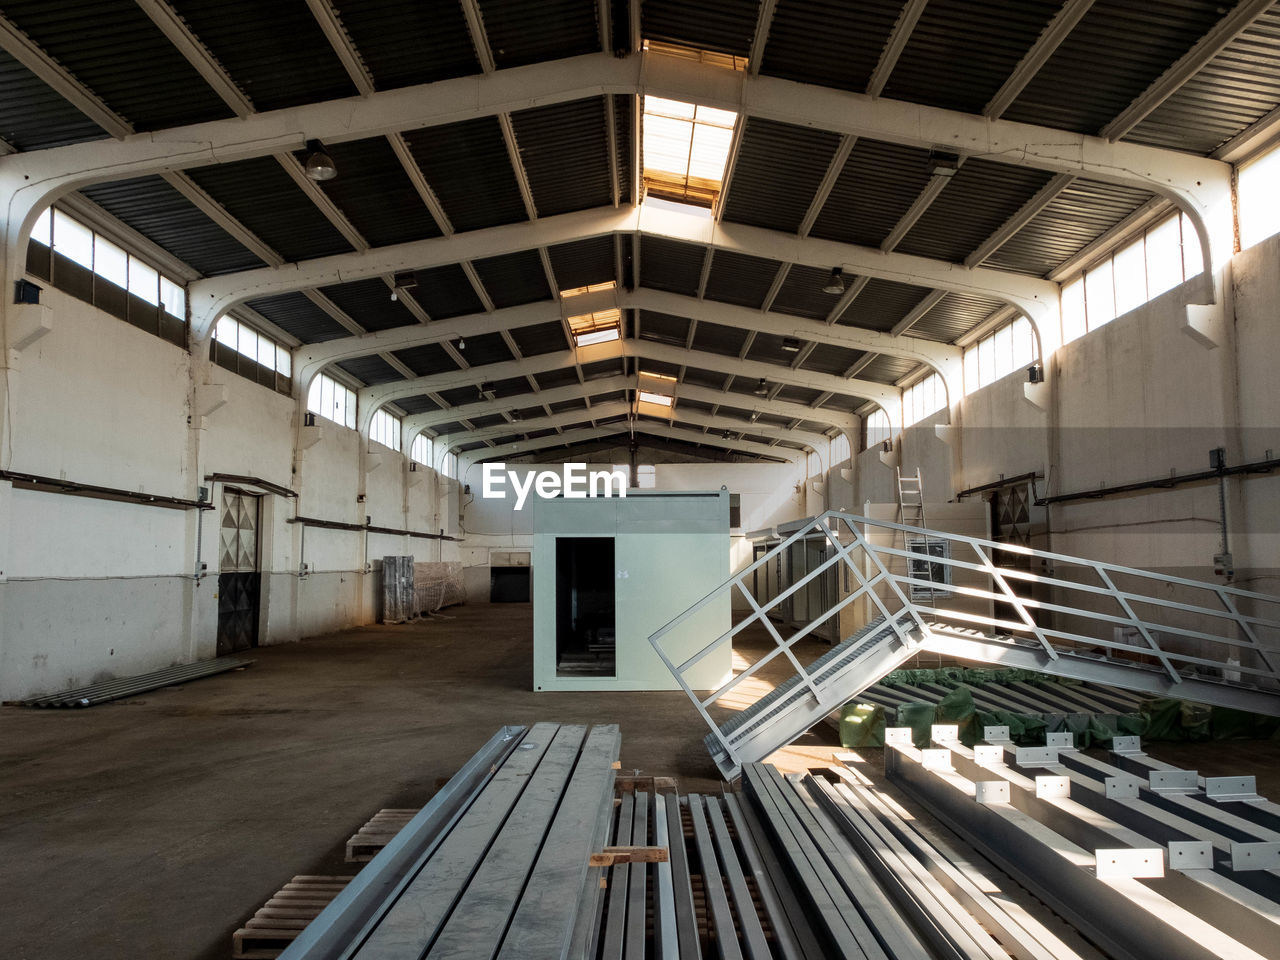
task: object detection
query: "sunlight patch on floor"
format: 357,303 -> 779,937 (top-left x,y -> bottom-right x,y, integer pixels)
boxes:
712,649 -> 778,712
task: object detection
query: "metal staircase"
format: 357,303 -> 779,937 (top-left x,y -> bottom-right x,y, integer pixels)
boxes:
648,511 -> 1280,780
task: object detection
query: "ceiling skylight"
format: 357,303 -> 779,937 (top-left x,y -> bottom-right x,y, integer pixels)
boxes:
568,307 -> 621,347
642,96 -> 737,209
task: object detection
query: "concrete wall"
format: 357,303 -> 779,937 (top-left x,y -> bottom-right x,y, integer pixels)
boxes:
829,233 -> 1280,607
0,287 -> 458,700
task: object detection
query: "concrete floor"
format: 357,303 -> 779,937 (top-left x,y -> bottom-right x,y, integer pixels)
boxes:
3,600 -> 1279,960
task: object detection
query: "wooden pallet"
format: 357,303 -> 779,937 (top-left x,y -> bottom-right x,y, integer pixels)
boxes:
231,875 -> 353,959
344,808 -> 418,862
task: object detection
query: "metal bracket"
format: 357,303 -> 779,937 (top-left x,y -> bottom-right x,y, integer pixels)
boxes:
1095,848 -> 1165,880
1014,746 -> 1059,768
983,725 -> 1011,742
885,727 -> 913,746
1149,770 -> 1198,794
1205,776 -> 1261,803
1168,841 -> 1214,871
1111,736 -> 1144,756
921,748 -> 953,770
1046,732 -> 1075,750
973,744 -> 1005,767
1105,776 -> 1142,799
976,781 -> 1011,804
931,724 -> 960,743
1230,842 -> 1280,871
1035,775 -> 1071,799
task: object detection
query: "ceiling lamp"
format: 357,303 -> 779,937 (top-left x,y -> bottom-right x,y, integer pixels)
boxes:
303,140 -> 337,181
754,377 -> 769,396
781,337 -> 801,353
822,268 -> 845,295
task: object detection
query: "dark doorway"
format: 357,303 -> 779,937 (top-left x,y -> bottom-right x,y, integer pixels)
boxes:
217,490 -> 261,656
555,537 -> 615,677
491,566 -> 531,602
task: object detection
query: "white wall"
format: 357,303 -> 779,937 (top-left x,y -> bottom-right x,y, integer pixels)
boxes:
0,287 -> 459,700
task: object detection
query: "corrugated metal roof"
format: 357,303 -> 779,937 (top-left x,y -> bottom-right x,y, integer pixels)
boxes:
78,176 -> 266,276
721,117 -> 843,232
472,250 -> 553,308
318,277 -> 417,332
510,98 -> 613,217
392,342 -> 460,377
642,0 -> 759,56
479,0 -> 600,69
408,264 -> 486,319
294,137 -> 441,247
336,354 -> 402,385
402,117 -> 528,233
396,395 -> 440,415
612,94 -> 634,205
1125,8 -> 1280,154
550,397 -> 588,414
684,366 -> 730,389
639,236 -> 707,295
809,139 -> 934,247
457,332 -> 513,366
801,343 -> 866,376
0,48 -> 108,149
897,160 -> 1055,264
535,367 -> 583,389
818,392 -> 862,413
775,384 -> 825,405
835,278 -> 934,331
883,0 -> 1062,114
771,263 -> 844,320
852,354 -> 916,385
548,235 -> 617,290
703,249 -> 782,308
245,291 -> 349,343
760,0 -> 900,92
508,320 -> 568,356
690,319 -> 751,358
583,357 -> 626,380
1003,0 -> 1228,134
910,291 -> 1005,343
747,331 -> 804,366
167,0 -> 358,112
0,0 -> 234,129
332,0 -> 479,90
184,156 -> 354,262
984,178 -> 1156,277
468,413 -> 509,429
639,309 -> 693,346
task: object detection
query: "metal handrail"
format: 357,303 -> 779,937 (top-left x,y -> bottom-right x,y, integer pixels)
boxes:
649,511 -> 1280,769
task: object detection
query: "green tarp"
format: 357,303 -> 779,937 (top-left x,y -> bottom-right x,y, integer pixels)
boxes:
840,666 -> 1280,749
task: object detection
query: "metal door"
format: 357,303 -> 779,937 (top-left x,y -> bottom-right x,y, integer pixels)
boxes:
217,490 -> 261,655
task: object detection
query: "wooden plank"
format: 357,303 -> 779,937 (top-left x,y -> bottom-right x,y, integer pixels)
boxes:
663,793 -> 703,959
354,722 -> 561,959
705,797 -> 771,960
590,845 -> 669,866
688,793 -> 744,960
499,723 -> 622,960
624,791 -> 649,960
425,724 -> 588,959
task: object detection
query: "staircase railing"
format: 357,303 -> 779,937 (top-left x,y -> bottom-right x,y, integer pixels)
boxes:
649,511 -> 1280,770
